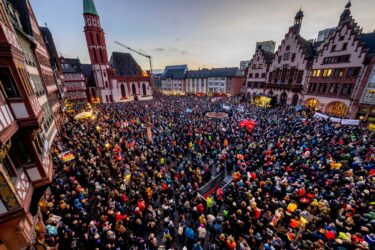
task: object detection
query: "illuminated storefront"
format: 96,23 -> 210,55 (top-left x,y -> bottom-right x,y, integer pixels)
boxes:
304,98 -> 319,110
325,102 -> 348,117
255,96 -> 271,107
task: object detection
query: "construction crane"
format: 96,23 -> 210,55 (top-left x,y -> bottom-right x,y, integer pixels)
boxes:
114,41 -> 153,77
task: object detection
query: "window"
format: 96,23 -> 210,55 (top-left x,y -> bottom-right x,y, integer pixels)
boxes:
329,83 -> 339,94
323,69 -> 332,77
370,71 -> 375,83
309,83 -> 317,92
318,83 -> 327,93
283,53 -> 290,61
291,53 -> 296,62
341,84 -> 353,95
338,55 -> 350,63
297,71 -> 303,83
313,69 -> 321,77
99,50 -> 104,63
278,56 -> 281,63
93,48 -> 98,63
255,73 -> 259,78
96,33 -> 101,45
331,45 -> 336,52
89,32 -> 95,44
286,46 -> 290,51
342,43 -> 348,50
0,68 -> 20,98
261,73 -> 266,78
248,73 -> 253,78
120,84 -> 126,97
339,36 -> 345,41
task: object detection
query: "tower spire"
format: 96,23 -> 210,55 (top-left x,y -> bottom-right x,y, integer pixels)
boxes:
83,0 -> 98,15
294,8 -> 304,34
338,0 -> 352,26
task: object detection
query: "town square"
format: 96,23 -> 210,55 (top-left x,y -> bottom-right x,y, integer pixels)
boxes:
0,0 -> 374,249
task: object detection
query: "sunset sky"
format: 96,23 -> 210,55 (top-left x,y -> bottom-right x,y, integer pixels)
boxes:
30,0 -> 375,70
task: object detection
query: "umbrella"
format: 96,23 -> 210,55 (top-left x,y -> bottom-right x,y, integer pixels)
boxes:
74,111 -> 93,120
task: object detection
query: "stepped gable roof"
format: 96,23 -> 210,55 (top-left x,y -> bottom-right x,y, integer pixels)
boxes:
110,52 -> 143,77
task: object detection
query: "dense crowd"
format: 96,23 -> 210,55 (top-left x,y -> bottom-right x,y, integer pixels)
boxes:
40,96 -> 374,250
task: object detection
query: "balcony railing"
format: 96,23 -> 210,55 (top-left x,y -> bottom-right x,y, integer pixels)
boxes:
310,76 -> 358,83
265,83 -> 303,91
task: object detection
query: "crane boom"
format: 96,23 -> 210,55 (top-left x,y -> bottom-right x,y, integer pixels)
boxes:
114,41 -> 153,77
114,41 -> 151,59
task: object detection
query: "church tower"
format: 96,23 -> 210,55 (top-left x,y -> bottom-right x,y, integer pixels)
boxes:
294,8 -> 304,34
83,0 -> 112,103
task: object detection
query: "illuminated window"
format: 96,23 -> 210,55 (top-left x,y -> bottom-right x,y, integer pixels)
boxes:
316,70 -> 321,77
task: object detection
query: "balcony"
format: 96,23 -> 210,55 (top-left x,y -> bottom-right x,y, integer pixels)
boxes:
265,83 -> 303,91
65,87 -> 87,92
310,76 -> 358,84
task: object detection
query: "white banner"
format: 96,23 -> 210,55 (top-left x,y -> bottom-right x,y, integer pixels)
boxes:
314,112 -> 329,120
329,117 -> 342,123
341,119 -> 360,126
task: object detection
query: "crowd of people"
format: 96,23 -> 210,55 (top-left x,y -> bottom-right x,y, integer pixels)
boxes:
40,96 -> 374,250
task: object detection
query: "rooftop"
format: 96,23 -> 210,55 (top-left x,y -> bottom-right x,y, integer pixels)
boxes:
110,52 -> 143,77
83,0 -> 98,15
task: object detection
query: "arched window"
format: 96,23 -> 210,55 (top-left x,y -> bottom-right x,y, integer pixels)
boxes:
292,94 -> 299,106
280,92 -> 288,105
105,81 -> 109,88
96,33 -> 101,45
99,49 -> 104,63
121,84 -> 126,98
131,84 -> 136,95
93,48 -> 98,63
90,33 -> 94,45
142,83 -> 147,96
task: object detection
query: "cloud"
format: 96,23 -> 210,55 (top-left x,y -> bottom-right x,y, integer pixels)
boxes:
153,47 -> 189,55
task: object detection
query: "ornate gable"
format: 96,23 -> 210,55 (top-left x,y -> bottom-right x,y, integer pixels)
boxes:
270,30 -> 313,72
314,21 -> 366,69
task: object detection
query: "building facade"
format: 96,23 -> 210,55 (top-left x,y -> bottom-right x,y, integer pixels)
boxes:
83,0 -> 152,103
61,58 -> 87,103
265,9 -> 314,106
0,0 -> 56,248
356,55 -> 375,121
245,48 -> 274,95
164,67 -> 244,96
305,2 -> 371,117
161,65 -> 188,95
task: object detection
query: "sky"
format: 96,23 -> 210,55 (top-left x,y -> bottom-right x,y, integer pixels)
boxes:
30,0 -> 375,71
